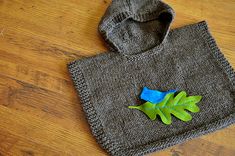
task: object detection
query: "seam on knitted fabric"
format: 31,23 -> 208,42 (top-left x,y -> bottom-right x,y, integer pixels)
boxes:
68,61 -> 125,156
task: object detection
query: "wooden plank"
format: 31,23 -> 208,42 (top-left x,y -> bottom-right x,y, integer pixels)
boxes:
0,0 -> 234,155
154,137 -> 235,156
0,0 -> 109,53
0,74 -> 88,131
0,106 -> 106,155
0,130 -> 63,156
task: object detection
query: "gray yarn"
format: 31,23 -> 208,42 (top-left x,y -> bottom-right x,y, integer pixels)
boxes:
68,0 -> 235,155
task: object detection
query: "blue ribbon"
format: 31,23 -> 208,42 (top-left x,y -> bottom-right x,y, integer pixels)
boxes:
140,87 -> 177,104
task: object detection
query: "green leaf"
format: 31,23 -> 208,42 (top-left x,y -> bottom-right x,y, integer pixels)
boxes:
129,102 -> 157,120
128,91 -> 202,124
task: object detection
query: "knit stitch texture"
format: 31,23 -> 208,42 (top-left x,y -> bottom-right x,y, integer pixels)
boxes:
68,0 -> 235,155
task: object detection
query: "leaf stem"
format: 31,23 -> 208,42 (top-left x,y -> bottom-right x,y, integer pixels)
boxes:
128,106 -> 139,109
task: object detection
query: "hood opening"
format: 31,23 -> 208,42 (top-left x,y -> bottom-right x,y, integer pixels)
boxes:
99,0 -> 175,55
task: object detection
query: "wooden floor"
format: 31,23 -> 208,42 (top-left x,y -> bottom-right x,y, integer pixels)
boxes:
0,0 -> 234,155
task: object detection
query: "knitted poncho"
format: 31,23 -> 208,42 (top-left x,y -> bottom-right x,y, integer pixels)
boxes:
68,0 -> 235,155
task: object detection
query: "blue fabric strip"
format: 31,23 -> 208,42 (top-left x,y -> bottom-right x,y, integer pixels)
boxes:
140,87 -> 177,104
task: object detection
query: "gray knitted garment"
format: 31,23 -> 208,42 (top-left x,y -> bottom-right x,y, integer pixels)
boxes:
68,0 -> 235,155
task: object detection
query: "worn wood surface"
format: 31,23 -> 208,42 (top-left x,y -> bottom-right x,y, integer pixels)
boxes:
0,0 -> 234,155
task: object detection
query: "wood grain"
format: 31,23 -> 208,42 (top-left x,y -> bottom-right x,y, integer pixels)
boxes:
0,0 -> 234,155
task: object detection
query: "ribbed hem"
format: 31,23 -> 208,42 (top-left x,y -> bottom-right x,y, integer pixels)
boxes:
68,21 -> 235,156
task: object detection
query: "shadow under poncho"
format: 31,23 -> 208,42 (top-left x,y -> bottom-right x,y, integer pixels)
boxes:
68,0 -> 235,155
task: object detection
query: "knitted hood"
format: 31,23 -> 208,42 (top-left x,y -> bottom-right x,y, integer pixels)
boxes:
99,0 -> 175,55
